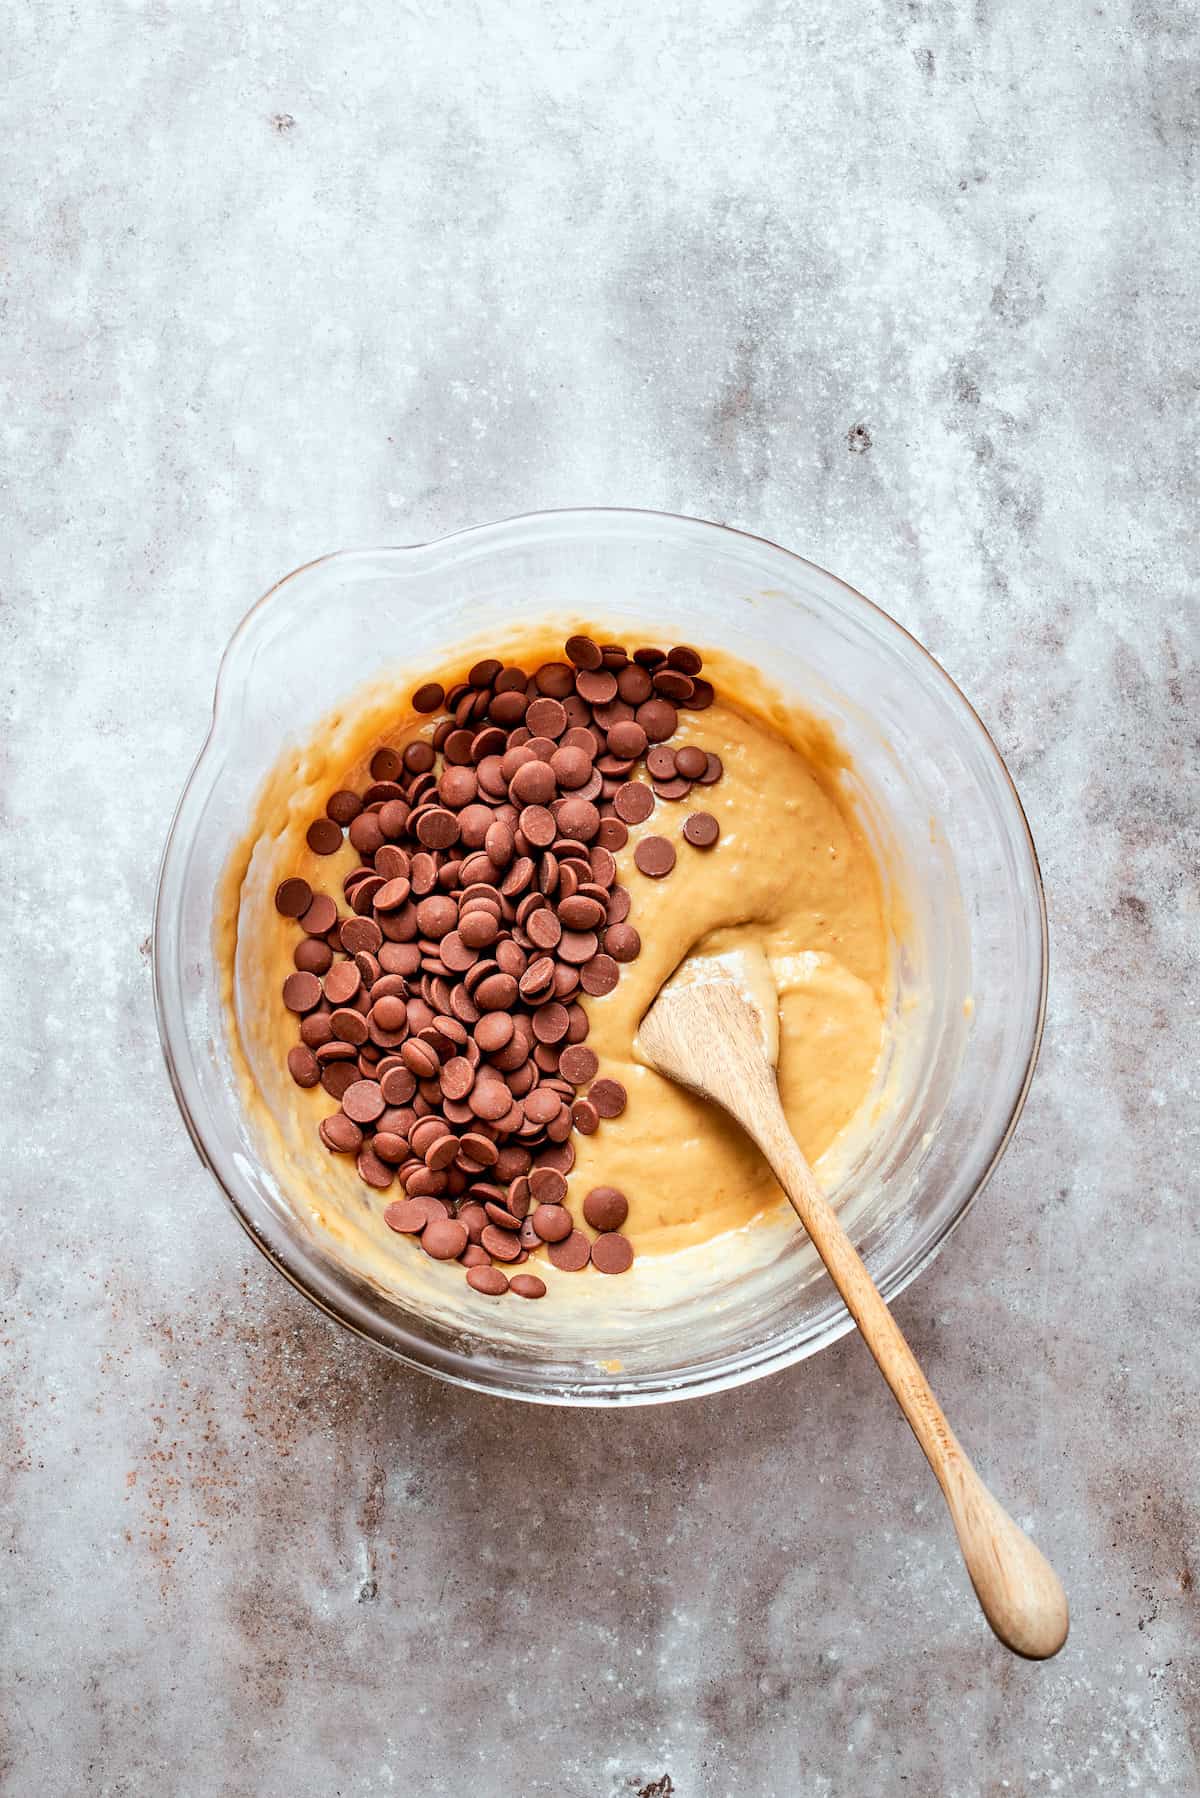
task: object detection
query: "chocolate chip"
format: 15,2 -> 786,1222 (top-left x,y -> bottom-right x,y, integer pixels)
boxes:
633,836 -> 675,879
604,924 -> 640,962
381,1065 -> 417,1104
590,1231 -> 634,1274
474,1011 -> 514,1053
606,719 -> 648,760
443,729 -> 474,764
417,808 -> 460,850
287,1045 -> 320,1087
319,1113 -> 363,1153
550,744 -> 592,789
300,1011 -> 334,1048
422,1217 -> 468,1260
349,813 -> 384,857
613,781 -> 654,825
558,1045 -> 598,1085
510,761 -> 557,807
532,1001 -> 569,1044
683,812 -> 720,848
294,937 -> 333,975
674,745 -> 708,780
439,1056 -> 474,1101
342,1079 -> 385,1124
466,1265 -> 509,1294
558,894 -> 605,931
652,669 -> 694,702
461,1131 -> 499,1168
437,934 -> 475,976
517,805 -> 555,849
405,740 -> 436,774
557,929 -> 598,965
526,696 -> 567,740
412,682 -> 445,714
476,1200 -> 515,1238
509,1274 -> 547,1299
384,1199 -> 430,1233
349,875 -> 385,914
481,1224 -> 523,1263
635,698 -> 677,742
556,797 -> 600,841
583,1186 -> 629,1231
324,961 -> 362,1006
571,1099 -> 599,1134
424,1133 -> 461,1172
458,1203 -> 488,1243
523,1087 -> 562,1126
565,634 -> 602,670
439,768 -> 478,812
306,818 -> 343,855
400,1039 -> 438,1081
321,1062 -> 360,1100
538,1139 -> 576,1175
371,995 -> 407,1032
531,1203 -> 572,1242
504,1174 -> 531,1217
340,917 -> 383,955
326,790 -> 363,825
668,645 -> 703,675
409,1116 -> 445,1158
282,971 -> 322,1012
372,1132 -> 409,1164
580,954 -> 619,997
646,745 -> 676,780
476,971 -> 519,1010
298,893 -> 337,936
589,1078 -> 627,1118
527,908 -> 562,950
575,667 -> 617,705
596,817 -> 629,851
529,1166 -> 567,1206
518,957 -> 555,1003
275,877 -> 312,917
699,754 -> 723,785
379,943 -> 420,976
548,1230 -> 591,1271
534,662 -> 575,696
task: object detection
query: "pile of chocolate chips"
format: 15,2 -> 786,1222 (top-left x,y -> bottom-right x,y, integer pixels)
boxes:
274,633 -> 723,1299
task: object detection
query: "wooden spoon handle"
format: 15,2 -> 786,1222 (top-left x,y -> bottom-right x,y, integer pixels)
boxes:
753,1100 -> 1068,1660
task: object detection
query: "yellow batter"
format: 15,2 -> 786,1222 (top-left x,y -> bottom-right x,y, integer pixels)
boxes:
220,629 -> 893,1296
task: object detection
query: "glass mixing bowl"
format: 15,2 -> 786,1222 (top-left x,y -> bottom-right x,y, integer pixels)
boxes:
154,509 -> 1045,1405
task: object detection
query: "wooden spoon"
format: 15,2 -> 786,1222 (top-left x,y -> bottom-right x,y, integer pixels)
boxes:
637,946 -> 1069,1660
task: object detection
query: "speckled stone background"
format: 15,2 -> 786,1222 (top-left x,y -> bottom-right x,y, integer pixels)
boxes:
4,2 -> 1198,1793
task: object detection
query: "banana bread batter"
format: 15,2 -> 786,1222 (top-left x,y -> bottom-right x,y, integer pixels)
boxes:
220,629 -> 892,1301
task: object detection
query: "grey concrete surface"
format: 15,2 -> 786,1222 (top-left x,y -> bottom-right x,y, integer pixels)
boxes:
4,1 -> 1198,1793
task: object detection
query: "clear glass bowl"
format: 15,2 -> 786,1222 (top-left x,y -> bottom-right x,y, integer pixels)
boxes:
154,509 -> 1045,1405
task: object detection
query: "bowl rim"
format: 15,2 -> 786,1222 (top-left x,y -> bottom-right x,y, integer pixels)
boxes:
153,505 -> 1048,1405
